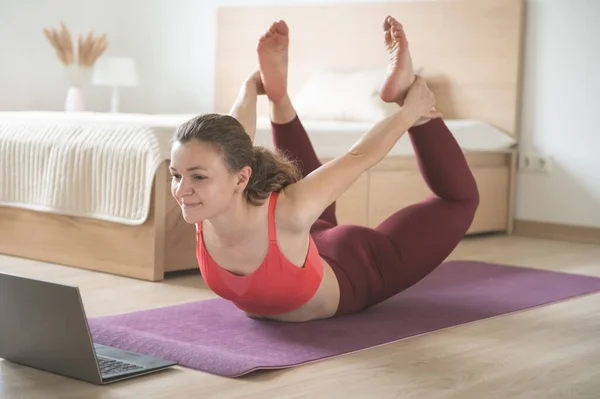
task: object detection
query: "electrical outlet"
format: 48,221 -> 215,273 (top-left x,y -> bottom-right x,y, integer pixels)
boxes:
519,154 -> 532,171
534,155 -> 552,173
519,153 -> 552,173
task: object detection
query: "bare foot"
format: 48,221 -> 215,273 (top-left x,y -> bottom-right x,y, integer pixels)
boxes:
257,20 -> 289,103
379,16 -> 415,105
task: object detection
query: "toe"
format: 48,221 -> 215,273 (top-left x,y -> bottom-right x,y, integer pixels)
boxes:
274,20 -> 289,35
390,19 -> 403,30
262,22 -> 277,37
384,29 -> 392,44
392,25 -> 405,39
259,25 -> 274,41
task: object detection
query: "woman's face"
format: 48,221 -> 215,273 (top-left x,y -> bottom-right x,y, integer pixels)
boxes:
169,140 -> 239,224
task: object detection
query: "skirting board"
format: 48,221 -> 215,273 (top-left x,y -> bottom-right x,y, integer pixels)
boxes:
514,220 -> 600,245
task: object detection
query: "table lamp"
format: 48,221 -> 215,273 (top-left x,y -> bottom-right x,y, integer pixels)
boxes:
92,56 -> 139,113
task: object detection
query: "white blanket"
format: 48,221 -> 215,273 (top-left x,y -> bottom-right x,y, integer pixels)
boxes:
254,117 -> 517,157
0,111 -> 516,226
0,112 -> 194,225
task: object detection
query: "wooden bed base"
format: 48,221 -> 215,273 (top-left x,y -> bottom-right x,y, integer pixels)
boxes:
0,161 -> 196,282
0,150 -> 516,281
334,150 -> 517,234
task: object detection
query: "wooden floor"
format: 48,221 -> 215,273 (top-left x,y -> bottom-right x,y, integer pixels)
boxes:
1,234 -> 600,399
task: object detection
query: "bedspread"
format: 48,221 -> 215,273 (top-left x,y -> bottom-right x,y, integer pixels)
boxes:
0,112 -> 191,225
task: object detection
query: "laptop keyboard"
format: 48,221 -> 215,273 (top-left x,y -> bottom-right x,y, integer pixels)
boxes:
97,355 -> 144,376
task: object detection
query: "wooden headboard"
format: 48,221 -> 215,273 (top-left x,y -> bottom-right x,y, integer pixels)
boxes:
214,0 -> 525,139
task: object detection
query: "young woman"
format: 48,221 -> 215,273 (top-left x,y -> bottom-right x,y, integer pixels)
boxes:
169,17 -> 479,322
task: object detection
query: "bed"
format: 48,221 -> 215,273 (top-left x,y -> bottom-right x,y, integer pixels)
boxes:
0,111 -> 198,281
214,0 -> 525,232
252,116 -> 517,231
0,0 -> 525,281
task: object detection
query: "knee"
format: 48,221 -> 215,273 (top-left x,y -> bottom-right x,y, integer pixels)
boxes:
451,170 -> 480,210
465,173 -> 480,209
462,188 -> 480,225
470,181 -> 480,211
455,179 -> 479,226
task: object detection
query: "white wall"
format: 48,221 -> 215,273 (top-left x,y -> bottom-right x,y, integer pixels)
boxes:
0,0 -> 383,114
516,0 -> 600,228
1,0 -> 213,114
1,0 -> 599,228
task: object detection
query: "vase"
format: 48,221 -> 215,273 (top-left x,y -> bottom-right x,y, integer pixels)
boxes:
64,65 -> 92,112
64,86 -> 86,112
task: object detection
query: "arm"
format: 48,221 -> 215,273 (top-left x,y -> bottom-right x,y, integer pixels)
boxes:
229,73 -> 262,143
282,106 -> 422,228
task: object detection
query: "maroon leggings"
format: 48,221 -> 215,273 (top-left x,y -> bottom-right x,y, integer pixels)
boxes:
271,115 -> 479,316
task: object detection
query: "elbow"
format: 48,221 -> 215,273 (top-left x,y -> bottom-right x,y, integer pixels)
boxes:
345,149 -> 380,171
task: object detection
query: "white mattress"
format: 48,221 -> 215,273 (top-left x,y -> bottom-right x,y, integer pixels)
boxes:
254,117 -> 516,158
0,111 -> 515,225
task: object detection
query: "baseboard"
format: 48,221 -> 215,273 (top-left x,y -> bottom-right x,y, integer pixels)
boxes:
513,219 -> 600,245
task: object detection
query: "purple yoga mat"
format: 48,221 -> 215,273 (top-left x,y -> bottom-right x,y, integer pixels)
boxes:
88,260 -> 600,377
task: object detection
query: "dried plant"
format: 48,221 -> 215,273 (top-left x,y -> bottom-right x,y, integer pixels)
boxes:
78,30 -> 108,68
43,22 -> 74,65
43,21 -> 108,68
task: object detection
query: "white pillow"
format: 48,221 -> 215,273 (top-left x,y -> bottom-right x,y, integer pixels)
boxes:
292,68 -> 421,122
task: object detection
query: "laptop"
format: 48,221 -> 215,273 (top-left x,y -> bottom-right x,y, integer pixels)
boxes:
0,272 -> 177,384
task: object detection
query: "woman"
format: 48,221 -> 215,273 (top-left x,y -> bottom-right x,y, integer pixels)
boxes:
169,17 -> 479,322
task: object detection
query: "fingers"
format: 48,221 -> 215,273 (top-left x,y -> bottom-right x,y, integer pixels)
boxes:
404,74 -> 439,118
413,74 -> 426,85
413,75 -> 434,99
415,75 -> 435,100
428,107 -> 443,119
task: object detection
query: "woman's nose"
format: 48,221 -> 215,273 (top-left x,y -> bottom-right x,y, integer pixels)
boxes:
175,179 -> 192,197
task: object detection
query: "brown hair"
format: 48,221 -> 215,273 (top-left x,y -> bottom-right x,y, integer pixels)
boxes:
172,113 -> 301,205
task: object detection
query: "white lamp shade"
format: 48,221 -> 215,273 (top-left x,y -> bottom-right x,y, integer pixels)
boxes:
92,56 -> 139,87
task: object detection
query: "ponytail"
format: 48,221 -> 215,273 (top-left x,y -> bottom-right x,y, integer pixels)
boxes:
244,146 -> 301,205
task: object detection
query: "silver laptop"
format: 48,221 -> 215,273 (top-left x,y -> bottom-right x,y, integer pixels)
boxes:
0,272 -> 177,384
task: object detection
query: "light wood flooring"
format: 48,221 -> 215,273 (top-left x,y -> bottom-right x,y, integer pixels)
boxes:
1,234 -> 600,399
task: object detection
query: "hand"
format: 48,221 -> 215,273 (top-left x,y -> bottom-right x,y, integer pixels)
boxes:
404,75 -> 442,120
247,70 -> 266,95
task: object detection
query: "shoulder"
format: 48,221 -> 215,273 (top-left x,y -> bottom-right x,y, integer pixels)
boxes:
270,189 -> 311,235
274,153 -> 371,231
